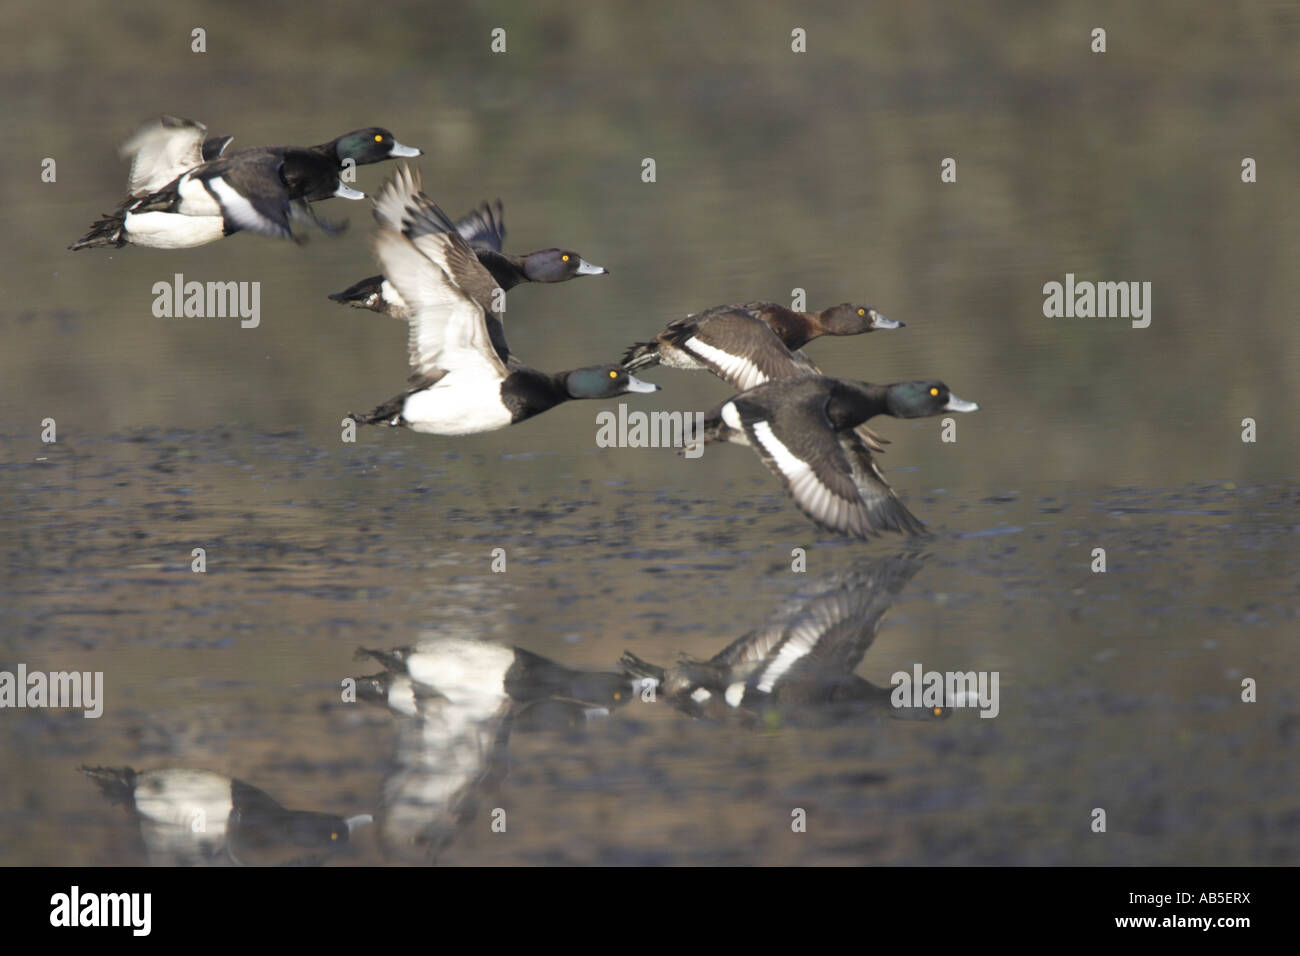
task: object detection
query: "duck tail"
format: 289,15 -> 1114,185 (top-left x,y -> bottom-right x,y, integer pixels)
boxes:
328,274 -> 386,311
69,211 -> 128,250
621,341 -> 661,373
78,765 -> 138,805
347,394 -> 407,428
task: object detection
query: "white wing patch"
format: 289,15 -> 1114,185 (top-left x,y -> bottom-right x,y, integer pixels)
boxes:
205,176 -> 288,238
175,174 -> 222,217
380,279 -> 411,319
754,618 -> 823,693
122,118 -> 207,196
750,420 -> 856,534
682,336 -> 769,391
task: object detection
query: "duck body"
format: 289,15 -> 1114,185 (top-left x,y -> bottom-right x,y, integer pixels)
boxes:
359,363 -> 652,434
700,375 -> 978,538
329,199 -> 608,319
347,166 -> 654,436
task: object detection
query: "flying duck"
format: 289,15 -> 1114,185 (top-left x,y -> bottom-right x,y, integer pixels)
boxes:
70,116 -> 420,250
698,375 -> 978,538
622,300 -> 902,391
70,147 -> 363,250
346,166 -> 657,436
329,199 -> 609,320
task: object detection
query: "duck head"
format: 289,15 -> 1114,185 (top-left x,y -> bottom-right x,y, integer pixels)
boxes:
522,248 -> 609,282
565,365 -> 659,399
886,381 -> 979,417
820,303 -> 903,333
330,128 -> 423,165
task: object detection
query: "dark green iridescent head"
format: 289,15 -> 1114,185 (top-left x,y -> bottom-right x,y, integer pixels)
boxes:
565,365 -> 660,399
885,381 -> 979,418
328,128 -> 423,166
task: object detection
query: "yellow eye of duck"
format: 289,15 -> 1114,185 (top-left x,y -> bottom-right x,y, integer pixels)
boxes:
932,707 -> 943,716
608,370 -> 619,379
561,254 -> 570,262
373,134 -> 383,142
330,832 -> 339,840
857,308 -> 866,316
929,387 -> 939,397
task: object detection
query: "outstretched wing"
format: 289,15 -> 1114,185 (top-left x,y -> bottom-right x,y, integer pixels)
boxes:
370,167 -> 509,381
733,392 -> 878,538
453,200 -> 506,252
121,115 -> 209,197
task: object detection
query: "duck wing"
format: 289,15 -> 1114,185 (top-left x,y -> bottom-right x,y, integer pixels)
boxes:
730,391 -> 879,538
197,150 -> 344,242
371,167 -> 510,381
662,310 -> 811,392
121,115 -> 209,197
452,200 -> 506,253
838,431 -> 927,536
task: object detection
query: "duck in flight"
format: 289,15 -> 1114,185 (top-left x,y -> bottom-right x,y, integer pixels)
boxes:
622,300 -> 901,392
70,115 -> 421,250
698,375 -> 978,538
623,301 -> 903,452
329,198 -> 609,320
347,166 -> 657,436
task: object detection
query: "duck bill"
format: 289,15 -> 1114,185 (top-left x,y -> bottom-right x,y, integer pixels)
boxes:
944,395 -> 979,412
575,258 -> 609,276
333,183 -> 366,200
388,141 -> 422,158
625,375 -> 659,393
871,312 -> 903,330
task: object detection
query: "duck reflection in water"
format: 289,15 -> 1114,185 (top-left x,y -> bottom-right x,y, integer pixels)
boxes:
352,636 -> 635,863
621,553 -> 950,727
78,765 -> 371,866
